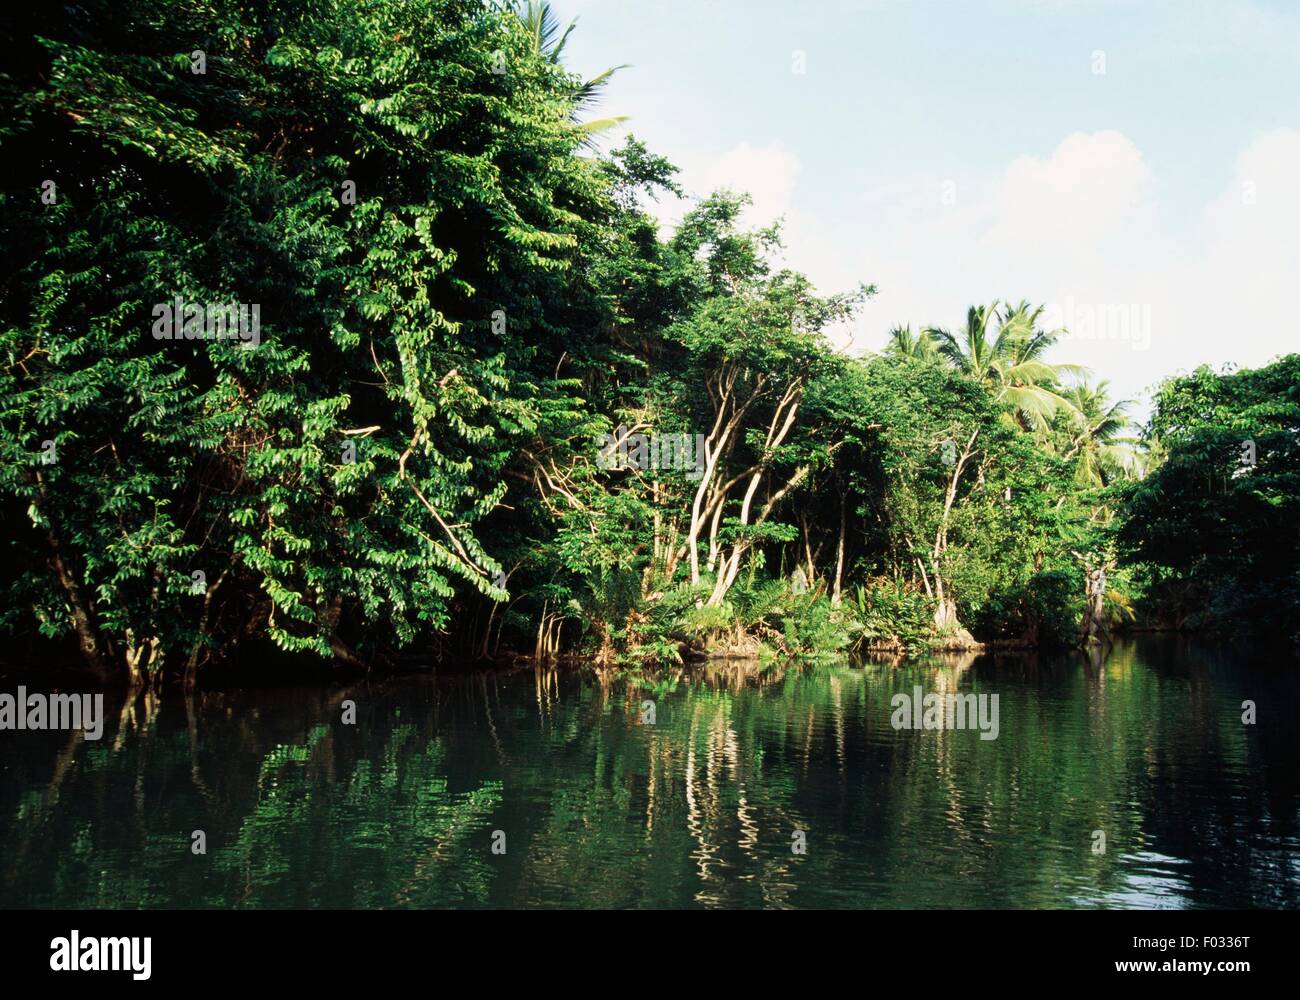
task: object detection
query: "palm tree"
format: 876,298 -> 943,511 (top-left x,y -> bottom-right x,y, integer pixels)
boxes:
925,300 -> 1085,430
517,1 -> 628,139
1060,381 -> 1141,487
1133,433 -> 1166,478
884,324 -> 939,360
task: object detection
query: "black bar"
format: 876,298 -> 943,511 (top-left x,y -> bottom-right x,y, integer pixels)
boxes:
2,909 -> 1287,986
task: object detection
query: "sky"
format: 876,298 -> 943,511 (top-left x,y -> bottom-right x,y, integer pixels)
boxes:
552,0 -> 1300,418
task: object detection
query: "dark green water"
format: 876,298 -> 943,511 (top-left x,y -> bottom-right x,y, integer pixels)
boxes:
2,639 -> 1298,908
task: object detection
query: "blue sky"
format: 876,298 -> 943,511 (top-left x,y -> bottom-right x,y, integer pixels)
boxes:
553,0 -> 1300,416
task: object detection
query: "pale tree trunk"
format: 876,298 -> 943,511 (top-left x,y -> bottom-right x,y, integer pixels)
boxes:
706,381 -> 809,606
688,365 -> 758,585
1073,550 -> 1113,646
930,427 -> 980,646
705,498 -> 725,575
914,555 -> 934,600
708,458 -> 820,605
35,471 -> 111,681
124,634 -> 160,689
50,539 -> 109,681
831,490 -> 846,606
800,511 -> 821,585
662,518 -> 681,581
534,600 -> 548,663
650,479 -> 662,592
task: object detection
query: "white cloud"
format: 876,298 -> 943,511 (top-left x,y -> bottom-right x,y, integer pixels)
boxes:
834,129 -> 1299,416
1172,128 -> 1300,374
985,130 -> 1153,259
640,128 -> 1298,417
846,132 -> 1154,371
649,141 -> 802,233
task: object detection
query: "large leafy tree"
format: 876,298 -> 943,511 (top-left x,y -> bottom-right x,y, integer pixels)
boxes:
1116,355 -> 1300,640
0,0 -> 612,681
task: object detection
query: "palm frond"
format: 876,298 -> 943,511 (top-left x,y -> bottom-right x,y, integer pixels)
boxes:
576,115 -> 630,135
519,1 -> 574,63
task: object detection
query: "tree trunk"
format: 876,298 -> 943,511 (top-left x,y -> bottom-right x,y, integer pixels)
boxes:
1079,566 -> 1110,646
928,427 -> 980,646
831,490 -> 846,606
47,530 -> 110,682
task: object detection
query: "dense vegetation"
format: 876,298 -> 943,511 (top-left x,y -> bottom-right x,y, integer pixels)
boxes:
3,0 -> 1297,684
1115,356 -> 1300,642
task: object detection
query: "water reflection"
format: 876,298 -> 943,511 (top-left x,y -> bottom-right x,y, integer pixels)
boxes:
1,639 -> 1297,908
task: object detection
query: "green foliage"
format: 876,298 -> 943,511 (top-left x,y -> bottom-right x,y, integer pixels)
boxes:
847,580 -> 932,651
723,580 -> 850,656
964,568 -> 1080,649
0,0 -> 610,676
618,582 -> 712,667
1116,356 -> 1300,642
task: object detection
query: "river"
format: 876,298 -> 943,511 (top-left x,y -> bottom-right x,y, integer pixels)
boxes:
2,638 -> 1297,908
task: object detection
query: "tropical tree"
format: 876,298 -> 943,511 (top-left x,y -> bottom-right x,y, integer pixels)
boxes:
1115,355 -> 1300,640
926,301 -> 1084,430
517,1 -> 629,138
664,200 -> 869,607
0,0 -> 614,682
884,324 -> 939,361
1059,380 -> 1140,488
